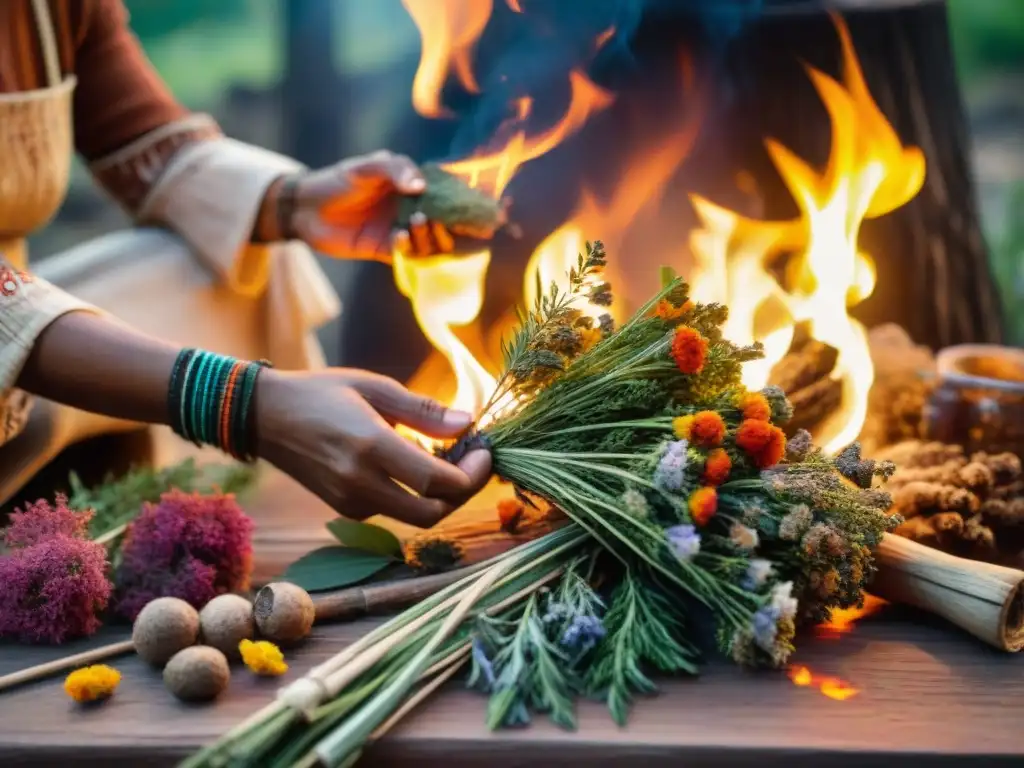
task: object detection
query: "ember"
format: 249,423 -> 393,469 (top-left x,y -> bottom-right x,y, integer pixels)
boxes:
788,664 -> 859,701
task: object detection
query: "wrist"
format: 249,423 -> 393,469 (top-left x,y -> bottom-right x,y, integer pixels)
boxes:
254,173 -> 302,243
167,349 -> 271,461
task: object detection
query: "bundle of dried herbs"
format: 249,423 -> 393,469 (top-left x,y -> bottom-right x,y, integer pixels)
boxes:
395,164 -> 507,240
71,458 -> 257,555
185,244 -> 897,768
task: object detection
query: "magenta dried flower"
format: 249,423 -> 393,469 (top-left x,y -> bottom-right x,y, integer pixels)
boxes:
115,490 -> 255,620
0,534 -> 111,644
4,494 -> 91,549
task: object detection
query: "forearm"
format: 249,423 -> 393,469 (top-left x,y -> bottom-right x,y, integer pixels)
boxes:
16,312 -> 177,426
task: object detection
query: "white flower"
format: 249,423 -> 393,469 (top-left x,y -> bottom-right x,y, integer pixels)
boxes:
743,558 -> 773,590
769,581 -> 798,621
729,523 -> 759,551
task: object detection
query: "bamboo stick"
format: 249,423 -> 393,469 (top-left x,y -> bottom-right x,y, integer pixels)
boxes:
0,639 -> 136,693
871,533 -> 1024,651
312,566 -> 483,623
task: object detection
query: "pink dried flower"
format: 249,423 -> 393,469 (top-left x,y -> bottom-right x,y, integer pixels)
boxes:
115,491 -> 255,620
0,535 -> 111,644
4,494 -> 91,549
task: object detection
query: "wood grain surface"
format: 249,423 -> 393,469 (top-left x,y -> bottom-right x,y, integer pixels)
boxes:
2,438 -> 1024,766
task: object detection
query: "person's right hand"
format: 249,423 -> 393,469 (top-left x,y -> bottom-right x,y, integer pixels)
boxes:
253,367 -> 492,527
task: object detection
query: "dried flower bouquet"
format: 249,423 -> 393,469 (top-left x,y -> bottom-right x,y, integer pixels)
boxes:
184,243 -> 898,768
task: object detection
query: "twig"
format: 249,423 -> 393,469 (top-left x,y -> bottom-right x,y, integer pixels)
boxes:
0,639 -> 135,693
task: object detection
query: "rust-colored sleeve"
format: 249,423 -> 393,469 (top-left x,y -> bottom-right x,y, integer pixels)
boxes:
69,0 -> 222,212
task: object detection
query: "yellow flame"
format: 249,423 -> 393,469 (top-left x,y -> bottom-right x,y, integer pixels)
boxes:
393,250 -> 498,426
689,15 -> 925,453
402,0 -> 494,119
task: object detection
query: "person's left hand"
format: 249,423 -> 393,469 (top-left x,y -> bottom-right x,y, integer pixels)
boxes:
267,151 -> 458,263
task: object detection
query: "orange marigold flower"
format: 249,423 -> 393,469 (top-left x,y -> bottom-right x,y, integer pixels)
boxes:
690,411 -> 726,447
703,448 -> 732,486
672,415 -> 694,440
670,326 -> 707,375
497,498 -> 525,533
688,487 -> 718,527
64,664 -> 121,703
735,419 -> 788,469
738,392 -> 772,422
655,299 -> 692,321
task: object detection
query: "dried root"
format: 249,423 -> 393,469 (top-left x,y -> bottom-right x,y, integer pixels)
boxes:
874,439 -> 1024,564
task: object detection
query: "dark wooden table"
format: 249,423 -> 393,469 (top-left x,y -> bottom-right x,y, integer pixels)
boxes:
2,441 -> 1024,767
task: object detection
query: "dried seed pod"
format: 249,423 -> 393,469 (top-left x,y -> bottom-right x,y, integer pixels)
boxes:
163,646 -> 230,703
253,582 -> 315,644
132,597 -> 200,667
199,594 -> 254,660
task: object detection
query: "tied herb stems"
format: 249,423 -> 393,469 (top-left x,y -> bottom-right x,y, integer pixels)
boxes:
184,245 -> 899,767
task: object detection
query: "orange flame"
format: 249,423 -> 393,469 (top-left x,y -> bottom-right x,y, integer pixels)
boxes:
396,6 -> 616,426
788,665 -> 859,701
402,0 -> 494,118
443,69 -> 614,199
688,14 -> 925,453
525,53 -> 703,319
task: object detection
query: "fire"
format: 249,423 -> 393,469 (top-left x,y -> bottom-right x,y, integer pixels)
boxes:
442,69 -> 614,199
392,250 -> 497,421
396,0 -> 616,429
788,665 -> 859,701
402,0 -> 493,119
524,53 -> 704,321
689,14 -> 925,453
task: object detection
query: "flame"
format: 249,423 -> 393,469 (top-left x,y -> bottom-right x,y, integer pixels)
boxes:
525,53 -> 704,319
402,0 -> 494,119
393,251 -> 497,425
443,69 -> 614,199
396,6 -> 617,428
689,15 -> 925,453
788,665 -> 859,701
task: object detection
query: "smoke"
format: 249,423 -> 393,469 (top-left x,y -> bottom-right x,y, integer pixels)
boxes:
440,0 -> 764,162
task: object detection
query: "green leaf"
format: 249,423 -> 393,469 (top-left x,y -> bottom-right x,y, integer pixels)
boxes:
281,546 -> 393,592
325,519 -> 402,559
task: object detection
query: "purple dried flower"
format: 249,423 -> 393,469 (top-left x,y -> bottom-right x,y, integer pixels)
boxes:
471,636 -> 496,689
4,494 -> 91,549
115,490 -> 254,620
560,614 -> 606,653
665,524 -> 701,562
0,535 -> 111,644
654,440 -> 689,492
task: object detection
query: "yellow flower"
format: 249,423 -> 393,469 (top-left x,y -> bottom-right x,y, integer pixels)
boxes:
239,639 -> 288,676
64,664 -> 121,703
672,415 -> 694,440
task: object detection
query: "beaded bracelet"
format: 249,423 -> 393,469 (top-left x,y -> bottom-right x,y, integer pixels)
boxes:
168,348 -> 271,461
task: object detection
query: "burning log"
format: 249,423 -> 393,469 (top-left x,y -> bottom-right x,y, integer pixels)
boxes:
767,322 -> 842,437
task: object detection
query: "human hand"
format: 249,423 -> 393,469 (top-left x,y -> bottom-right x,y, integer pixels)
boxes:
268,151 -> 461,263
253,367 -> 491,527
